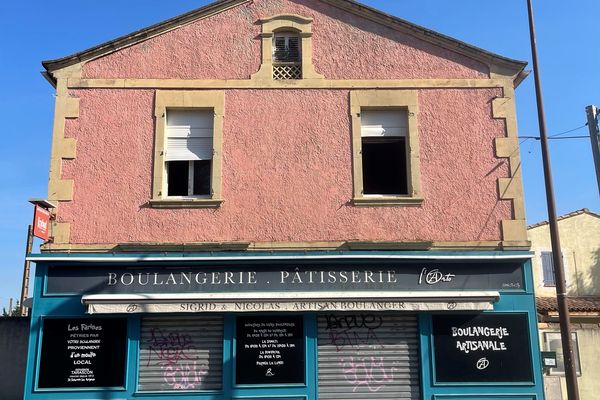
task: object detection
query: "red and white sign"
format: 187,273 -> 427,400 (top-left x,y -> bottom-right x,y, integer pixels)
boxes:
33,205 -> 51,241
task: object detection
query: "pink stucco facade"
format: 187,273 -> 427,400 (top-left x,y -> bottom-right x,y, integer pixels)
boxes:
60,87 -> 511,244
82,0 -> 489,80
54,0 -> 516,246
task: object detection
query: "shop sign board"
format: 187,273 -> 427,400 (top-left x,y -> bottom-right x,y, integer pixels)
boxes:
37,318 -> 127,389
32,205 -> 50,241
236,315 -> 305,384
46,262 -> 525,294
432,314 -> 533,383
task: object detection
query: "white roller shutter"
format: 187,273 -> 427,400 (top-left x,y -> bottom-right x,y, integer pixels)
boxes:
318,313 -> 420,400
361,109 -> 408,137
166,110 -> 213,161
138,316 -> 223,392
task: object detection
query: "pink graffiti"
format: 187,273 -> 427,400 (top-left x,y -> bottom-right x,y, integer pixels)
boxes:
146,328 -> 206,390
163,361 -> 209,390
146,328 -> 199,367
341,356 -> 398,393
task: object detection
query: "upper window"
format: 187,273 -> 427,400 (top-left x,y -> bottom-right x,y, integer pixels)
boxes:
166,110 -> 213,197
360,109 -> 408,195
541,251 -> 556,287
350,90 -> 422,206
151,91 -> 224,208
251,14 -> 323,81
273,31 -> 302,80
274,32 -> 301,63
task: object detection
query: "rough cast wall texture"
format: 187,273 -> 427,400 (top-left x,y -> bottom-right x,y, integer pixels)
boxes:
60,88 -> 511,244
82,0 -> 489,80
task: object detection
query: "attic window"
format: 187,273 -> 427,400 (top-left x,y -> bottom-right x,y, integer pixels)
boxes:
273,32 -> 301,80
251,14 -> 323,81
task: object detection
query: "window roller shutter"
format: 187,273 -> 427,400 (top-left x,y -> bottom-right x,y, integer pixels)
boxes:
166,138 -> 213,161
318,313 -> 421,399
361,109 -> 408,137
166,110 -> 213,161
167,110 -> 213,129
138,316 -> 224,392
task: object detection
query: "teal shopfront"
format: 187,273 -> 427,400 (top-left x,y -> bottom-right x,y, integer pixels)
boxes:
23,251 -> 546,400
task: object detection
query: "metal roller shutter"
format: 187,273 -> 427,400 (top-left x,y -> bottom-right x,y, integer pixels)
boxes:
138,316 -> 224,392
317,313 -> 420,400
361,109 -> 408,137
166,110 -> 214,161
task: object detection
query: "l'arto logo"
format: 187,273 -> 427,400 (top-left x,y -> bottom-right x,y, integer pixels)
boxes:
476,357 -> 490,370
419,268 -> 456,285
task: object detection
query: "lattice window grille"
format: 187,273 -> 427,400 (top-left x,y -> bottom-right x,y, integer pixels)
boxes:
273,64 -> 302,80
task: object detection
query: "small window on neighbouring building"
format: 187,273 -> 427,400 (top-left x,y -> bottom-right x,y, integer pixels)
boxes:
166,109 -> 213,197
541,251 -> 556,287
273,31 -> 301,80
544,332 -> 581,375
360,109 -> 409,195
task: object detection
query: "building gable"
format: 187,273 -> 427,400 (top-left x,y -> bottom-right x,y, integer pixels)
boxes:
43,0 -> 526,83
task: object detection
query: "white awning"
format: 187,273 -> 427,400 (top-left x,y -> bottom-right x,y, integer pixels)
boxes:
82,291 -> 500,314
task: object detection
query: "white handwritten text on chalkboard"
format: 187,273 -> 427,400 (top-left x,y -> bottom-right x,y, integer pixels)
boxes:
452,325 -> 510,354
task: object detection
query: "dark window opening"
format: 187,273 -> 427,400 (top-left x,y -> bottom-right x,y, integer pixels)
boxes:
274,34 -> 300,63
193,160 -> 211,196
167,161 -> 188,196
167,160 -> 211,196
362,138 -> 408,195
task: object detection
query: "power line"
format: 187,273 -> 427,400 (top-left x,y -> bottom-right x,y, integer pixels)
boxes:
547,135 -> 589,140
520,122 -> 590,141
519,135 -> 590,140
549,123 -> 588,138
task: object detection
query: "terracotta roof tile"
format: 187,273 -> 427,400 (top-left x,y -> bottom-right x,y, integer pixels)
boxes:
537,296 -> 600,313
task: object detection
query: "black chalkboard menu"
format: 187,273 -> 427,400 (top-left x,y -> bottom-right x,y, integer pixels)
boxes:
236,316 -> 305,385
432,314 -> 533,383
38,318 -> 127,388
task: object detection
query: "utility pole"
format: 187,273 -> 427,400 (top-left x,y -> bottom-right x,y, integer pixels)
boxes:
19,225 -> 33,317
585,105 -> 600,197
526,1 -> 580,399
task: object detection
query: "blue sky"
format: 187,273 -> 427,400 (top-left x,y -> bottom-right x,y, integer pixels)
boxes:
0,0 -> 598,308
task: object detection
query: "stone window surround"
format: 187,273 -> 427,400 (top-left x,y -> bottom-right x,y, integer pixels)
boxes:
251,14 -> 323,81
150,90 -> 224,208
350,90 -> 423,206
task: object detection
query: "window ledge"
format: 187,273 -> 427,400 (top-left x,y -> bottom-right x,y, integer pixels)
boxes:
148,198 -> 223,209
352,196 -> 424,207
